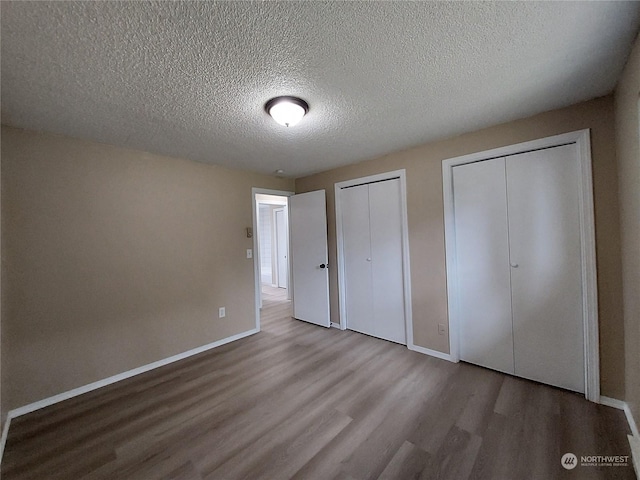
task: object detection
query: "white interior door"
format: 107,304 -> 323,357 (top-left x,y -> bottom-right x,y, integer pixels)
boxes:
341,184 -> 373,335
507,144 -> 584,392
340,178 -> 406,344
453,158 -> 515,374
274,208 -> 288,289
289,190 -> 330,327
369,179 -> 406,344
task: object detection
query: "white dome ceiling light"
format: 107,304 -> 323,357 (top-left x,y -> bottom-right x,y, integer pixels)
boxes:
265,96 -> 309,127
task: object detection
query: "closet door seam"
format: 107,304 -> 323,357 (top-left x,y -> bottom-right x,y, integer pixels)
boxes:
503,158 -> 517,374
366,185 -> 376,338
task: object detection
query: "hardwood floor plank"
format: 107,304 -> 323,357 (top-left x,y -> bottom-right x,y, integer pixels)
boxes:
407,364 -> 479,455
203,406 -> 352,480
427,425 -> 482,480
341,361 -> 443,479
2,292 -> 635,480
377,441 -> 432,480
159,461 -> 203,480
466,412 -> 508,480
455,367 -> 504,437
119,346 -> 359,476
291,363 -> 437,480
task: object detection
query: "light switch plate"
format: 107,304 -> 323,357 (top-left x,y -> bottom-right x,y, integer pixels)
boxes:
219,307 -> 226,318
246,249 -> 253,259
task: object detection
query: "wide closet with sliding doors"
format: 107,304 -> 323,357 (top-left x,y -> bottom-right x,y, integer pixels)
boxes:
450,138 -> 593,394
337,173 -> 408,345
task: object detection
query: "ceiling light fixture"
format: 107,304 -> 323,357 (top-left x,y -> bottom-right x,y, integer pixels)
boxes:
265,96 -> 309,127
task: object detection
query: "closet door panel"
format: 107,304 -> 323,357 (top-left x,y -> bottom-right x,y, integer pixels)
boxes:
453,158 -> 514,374
506,145 -> 584,392
369,179 -> 406,344
340,185 -> 374,335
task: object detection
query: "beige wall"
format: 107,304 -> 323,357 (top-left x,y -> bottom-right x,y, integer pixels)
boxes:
296,95 -> 625,398
615,33 -> 640,423
1,126 -> 293,412
1,126 -> 2,429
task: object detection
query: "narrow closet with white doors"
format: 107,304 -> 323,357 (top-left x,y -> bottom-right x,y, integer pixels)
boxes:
452,143 -> 585,393
339,177 -> 406,344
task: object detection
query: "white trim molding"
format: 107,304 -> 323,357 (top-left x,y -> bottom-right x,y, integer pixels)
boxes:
0,327 -> 259,463
0,326 -> 260,464
251,187 -> 294,331
600,396 -> 639,437
442,129 -> 600,402
0,414 -> 12,466
330,322 -> 341,329
334,169 -> 414,349
408,344 -> 454,362
599,395 -> 640,474
5,328 -> 258,420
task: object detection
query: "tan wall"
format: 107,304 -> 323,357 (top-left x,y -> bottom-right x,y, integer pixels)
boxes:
1,126 -> 293,411
615,33 -> 640,423
0,126 -> 2,428
296,95 -> 625,398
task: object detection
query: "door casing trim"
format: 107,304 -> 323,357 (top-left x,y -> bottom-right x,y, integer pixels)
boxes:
252,187 -> 294,331
334,169 -> 414,349
441,129 -> 599,402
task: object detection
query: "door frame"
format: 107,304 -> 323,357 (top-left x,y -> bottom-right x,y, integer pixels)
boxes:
252,187 -> 294,332
273,207 -> 288,289
334,169 -> 414,347
442,129 -> 600,402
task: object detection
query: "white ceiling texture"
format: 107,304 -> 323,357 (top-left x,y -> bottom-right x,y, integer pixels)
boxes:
2,1 -> 640,178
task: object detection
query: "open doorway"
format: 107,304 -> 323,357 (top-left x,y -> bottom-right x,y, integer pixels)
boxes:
252,187 -> 332,332
252,190 -> 293,329
256,193 -> 289,302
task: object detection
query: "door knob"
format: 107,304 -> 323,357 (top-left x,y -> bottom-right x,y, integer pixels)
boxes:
319,263 -> 327,269
366,258 -> 372,262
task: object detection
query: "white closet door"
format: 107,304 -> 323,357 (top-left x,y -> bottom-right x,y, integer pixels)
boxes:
341,184 -> 373,335
369,179 -> 406,344
453,158 -> 514,374
506,145 -> 584,392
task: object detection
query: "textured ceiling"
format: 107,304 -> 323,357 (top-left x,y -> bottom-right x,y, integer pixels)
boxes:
2,1 -> 640,178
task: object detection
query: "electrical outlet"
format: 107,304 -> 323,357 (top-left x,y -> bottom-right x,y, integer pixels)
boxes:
219,307 -> 226,318
438,323 -> 446,335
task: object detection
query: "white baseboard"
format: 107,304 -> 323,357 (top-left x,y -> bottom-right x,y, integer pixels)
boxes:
0,327 -> 259,465
600,396 -> 639,437
599,395 -> 627,409
408,343 -> 454,362
0,414 -> 12,466
600,394 -> 640,474
628,435 -> 640,478
330,322 -> 341,329
624,404 -> 639,438
6,328 -> 259,421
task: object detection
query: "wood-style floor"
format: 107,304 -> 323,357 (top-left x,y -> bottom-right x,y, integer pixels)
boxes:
2,285 -> 634,480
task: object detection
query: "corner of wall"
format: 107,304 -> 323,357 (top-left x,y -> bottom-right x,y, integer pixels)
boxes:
629,435 -> 640,477
614,30 -> 640,431
1,123 -> 4,460
1,122 -> 4,434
